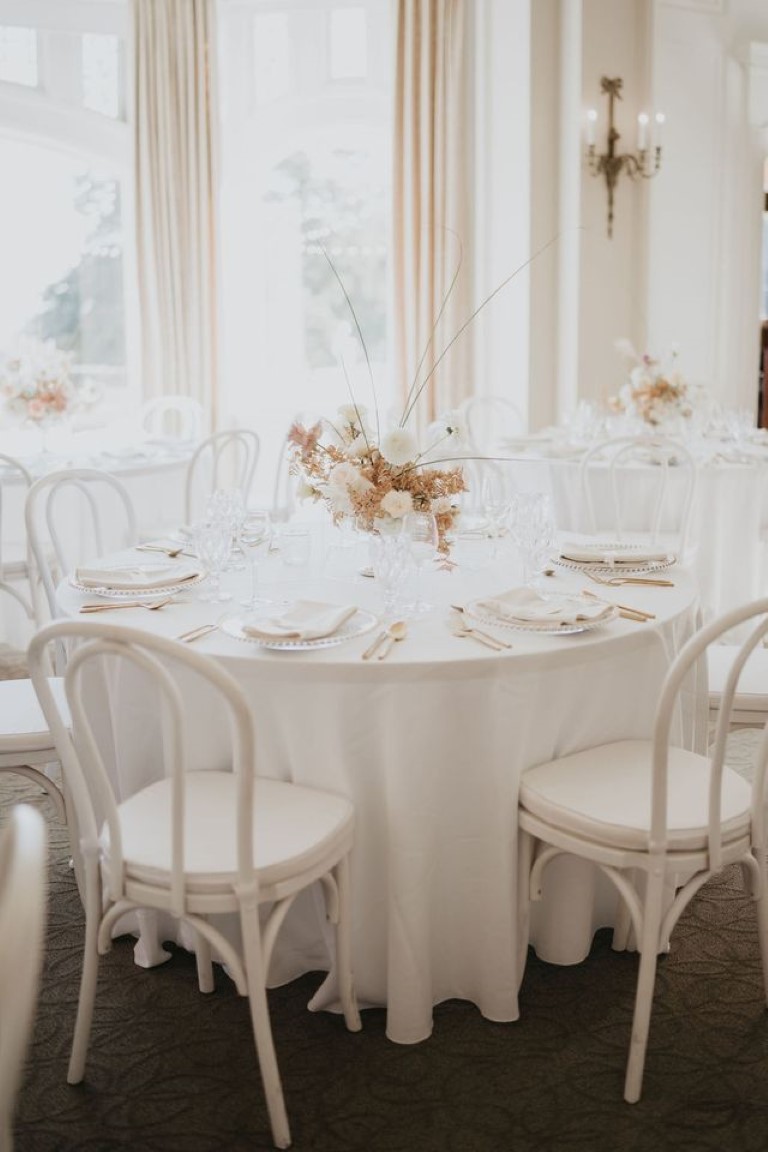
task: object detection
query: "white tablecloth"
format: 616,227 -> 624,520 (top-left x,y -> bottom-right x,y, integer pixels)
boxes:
56,539 -> 704,1043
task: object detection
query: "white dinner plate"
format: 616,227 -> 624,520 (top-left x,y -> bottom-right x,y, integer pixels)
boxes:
464,597 -> 619,635
553,543 -> 676,576
220,608 -> 378,650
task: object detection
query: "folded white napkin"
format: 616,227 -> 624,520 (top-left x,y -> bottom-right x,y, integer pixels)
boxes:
559,543 -> 672,566
242,600 -> 357,642
75,562 -> 202,590
475,587 -> 614,626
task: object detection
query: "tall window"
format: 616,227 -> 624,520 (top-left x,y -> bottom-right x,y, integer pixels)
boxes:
0,5 -> 132,407
218,0 -> 393,502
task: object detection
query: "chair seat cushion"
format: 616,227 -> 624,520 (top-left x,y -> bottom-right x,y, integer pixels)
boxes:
0,677 -> 68,753
520,740 -> 752,851
110,772 -> 355,893
708,645 -> 768,713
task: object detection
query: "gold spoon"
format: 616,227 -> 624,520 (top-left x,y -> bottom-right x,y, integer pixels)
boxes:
376,620 -> 408,660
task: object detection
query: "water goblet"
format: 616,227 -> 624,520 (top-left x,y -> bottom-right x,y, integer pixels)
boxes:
206,488 -> 246,570
403,511 -> 439,613
239,510 -> 273,609
194,521 -> 233,602
509,492 -> 555,587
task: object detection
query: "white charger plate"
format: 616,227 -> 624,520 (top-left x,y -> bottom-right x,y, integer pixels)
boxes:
220,608 -> 377,650
553,542 -> 676,576
464,597 -> 618,635
70,562 -> 205,599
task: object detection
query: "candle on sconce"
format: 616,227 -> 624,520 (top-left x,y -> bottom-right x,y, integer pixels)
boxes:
586,108 -> 597,147
654,112 -> 666,147
637,112 -> 649,151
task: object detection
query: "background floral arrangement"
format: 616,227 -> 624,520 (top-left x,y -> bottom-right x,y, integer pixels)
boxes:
0,338 -> 77,425
611,339 -> 692,427
288,404 -> 466,553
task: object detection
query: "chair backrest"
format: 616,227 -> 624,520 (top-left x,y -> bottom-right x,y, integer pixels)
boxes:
28,620 -> 257,918
651,596 -> 768,871
578,436 -> 697,555
462,396 -> 525,454
0,804 -> 47,1150
139,396 -> 205,442
25,469 -> 139,620
185,429 -> 260,522
0,454 -> 35,621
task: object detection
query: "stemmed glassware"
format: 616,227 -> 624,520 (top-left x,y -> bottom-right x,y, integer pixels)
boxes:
403,511 -> 438,614
508,492 -> 555,588
194,521 -> 233,602
239,510 -> 273,609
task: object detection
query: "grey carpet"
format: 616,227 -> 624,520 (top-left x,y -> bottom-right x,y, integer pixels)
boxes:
7,730 -> 768,1151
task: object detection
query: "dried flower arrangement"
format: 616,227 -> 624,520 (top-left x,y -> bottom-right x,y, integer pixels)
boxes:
0,338 -> 76,425
611,339 -> 692,427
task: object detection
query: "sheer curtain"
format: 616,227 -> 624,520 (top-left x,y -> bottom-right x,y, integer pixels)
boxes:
393,0 -> 471,436
134,0 -> 219,423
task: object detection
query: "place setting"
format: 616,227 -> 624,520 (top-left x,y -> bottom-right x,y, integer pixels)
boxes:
218,599 -> 377,651
553,540 -> 677,577
72,558 -> 206,611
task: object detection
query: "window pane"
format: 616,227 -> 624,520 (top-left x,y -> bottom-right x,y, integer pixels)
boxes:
82,33 -> 120,119
219,0 -> 391,505
329,7 -> 367,80
0,139 -> 126,397
0,26 -> 37,87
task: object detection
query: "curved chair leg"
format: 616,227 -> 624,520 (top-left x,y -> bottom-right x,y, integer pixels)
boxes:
624,870 -> 665,1103
333,856 -> 362,1033
516,829 -> 535,977
240,903 -> 291,1149
753,850 -> 768,1007
2,766 -> 66,824
612,896 -> 633,952
68,855 -> 102,1084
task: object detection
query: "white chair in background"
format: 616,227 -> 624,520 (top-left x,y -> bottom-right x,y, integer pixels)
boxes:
708,644 -> 768,729
139,396 -> 205,443
0,804 -> 48,1152
461,395 -> 525,455
25,469 -> 138,622
185,429 -> 260,522
29,619 -> 361,1150
518,596 -> 768,1104
0,454 -> 40,626
578,436 -> 697,558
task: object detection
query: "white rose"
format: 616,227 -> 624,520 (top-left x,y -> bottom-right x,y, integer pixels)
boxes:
380,428 -> 418,466
380,489 -> 414,518
346,433 -> 370,458
296,480 -> 317,501
328,462 -> 360,491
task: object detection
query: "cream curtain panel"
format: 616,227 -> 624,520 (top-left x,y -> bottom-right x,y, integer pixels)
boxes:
393,0 -> 470,435
134,0 -> 219,423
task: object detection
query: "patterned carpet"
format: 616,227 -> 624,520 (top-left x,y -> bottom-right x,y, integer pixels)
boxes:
7,730 -> 768,1152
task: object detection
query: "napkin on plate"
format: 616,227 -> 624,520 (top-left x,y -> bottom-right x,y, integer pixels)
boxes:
242,600 -> 358,642
475,587 -> 615,626
558,543 -> 672,566
75,562 -> 202,590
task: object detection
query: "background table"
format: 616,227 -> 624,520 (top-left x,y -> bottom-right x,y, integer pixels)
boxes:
57,539 -> 704,1044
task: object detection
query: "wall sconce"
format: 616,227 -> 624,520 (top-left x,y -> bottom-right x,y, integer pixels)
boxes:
585,76 -> 664,238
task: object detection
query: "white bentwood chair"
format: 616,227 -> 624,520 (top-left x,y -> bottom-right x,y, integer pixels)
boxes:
0,454 -> 38,625
25,469 -> 138,622
461,395 -> 525,455
139,395 -> 205,443
578,436 -> 697,558
518,596 -> 768,1104
185,429 -> 261,522
0,804 -> 47,1152
28,619 -> 361,1150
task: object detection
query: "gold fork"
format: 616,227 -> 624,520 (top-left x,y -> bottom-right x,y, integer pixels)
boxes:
79,597 -> 175,613
587,573 -> 674,588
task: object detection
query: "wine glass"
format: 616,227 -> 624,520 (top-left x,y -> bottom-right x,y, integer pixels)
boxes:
403,511 -> 439,613
239,510 -> 273,609
194,521 -> 233,602
508,492 -> 555,587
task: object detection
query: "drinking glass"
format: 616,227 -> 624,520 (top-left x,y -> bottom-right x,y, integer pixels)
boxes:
206,488 -> 246,570
239,510 -> 273,608
508,492 -> 555,587
403,511 -> 439,613
370,531 -> 411,617
194,521 -> 233,602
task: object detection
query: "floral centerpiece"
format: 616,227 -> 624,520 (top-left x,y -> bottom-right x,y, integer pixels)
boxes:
0,338 -> 77,425
288,405 -> 466,553
610,339 -> 692,427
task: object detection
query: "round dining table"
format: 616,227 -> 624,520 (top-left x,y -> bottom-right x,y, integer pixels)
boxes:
56,531 -> 705,1044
